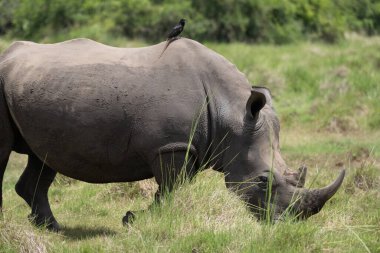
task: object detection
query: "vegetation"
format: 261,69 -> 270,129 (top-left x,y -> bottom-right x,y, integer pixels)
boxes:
209,34 -> 380,132
1,0 -> 380,43
0,33 -> 379,252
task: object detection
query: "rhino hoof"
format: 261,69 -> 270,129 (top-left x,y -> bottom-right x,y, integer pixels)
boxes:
28,214 -> 60,232
122,211 -> 135,225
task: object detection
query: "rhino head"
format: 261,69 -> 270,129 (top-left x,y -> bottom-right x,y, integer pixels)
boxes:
222,87 -> 345,221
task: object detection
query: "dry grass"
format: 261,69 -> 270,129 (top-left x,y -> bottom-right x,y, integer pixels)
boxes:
0,221 -> 50,253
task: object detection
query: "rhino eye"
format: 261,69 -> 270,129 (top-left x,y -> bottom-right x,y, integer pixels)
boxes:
255,176 -> 268,189
258,176 -> 268,183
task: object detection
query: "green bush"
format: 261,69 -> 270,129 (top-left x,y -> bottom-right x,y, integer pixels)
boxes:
0,0 -> 17,35
10,0 -> 83,38
1,0 -> 380,43
242,0 -> 303,43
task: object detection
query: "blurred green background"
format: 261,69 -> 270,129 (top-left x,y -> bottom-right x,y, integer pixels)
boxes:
1,0 -> 380,43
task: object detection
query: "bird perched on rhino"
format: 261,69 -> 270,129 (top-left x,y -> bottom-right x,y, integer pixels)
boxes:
167,19 -> 186,40
159,19 -> 186,58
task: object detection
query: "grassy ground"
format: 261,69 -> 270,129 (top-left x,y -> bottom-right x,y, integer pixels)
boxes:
0,35 -> 379,252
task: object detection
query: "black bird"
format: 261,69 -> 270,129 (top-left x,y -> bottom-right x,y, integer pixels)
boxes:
167,19 -> 186,39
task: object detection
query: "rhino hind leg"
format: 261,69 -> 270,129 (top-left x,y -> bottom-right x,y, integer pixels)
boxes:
15,154 -> 59,231
0,83 -> 14,211
123,151 -> 197,225
0,136 -> 11,211
0,153 -> 11,211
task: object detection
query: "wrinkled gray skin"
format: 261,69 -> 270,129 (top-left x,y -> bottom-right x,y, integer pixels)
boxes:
0,38 -> 345,231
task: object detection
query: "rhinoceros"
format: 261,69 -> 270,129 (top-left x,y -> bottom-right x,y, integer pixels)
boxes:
0,38 -> 345,231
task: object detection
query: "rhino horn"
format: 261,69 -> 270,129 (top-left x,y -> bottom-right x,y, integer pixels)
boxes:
284,166 -> 307,188
296,169 -> 345,218
296,166 -> 307,187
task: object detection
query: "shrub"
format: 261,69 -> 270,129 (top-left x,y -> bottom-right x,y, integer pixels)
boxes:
1,0 -> 380,43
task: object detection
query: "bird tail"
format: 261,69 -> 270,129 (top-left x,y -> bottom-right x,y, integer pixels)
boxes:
158,38 -> 178,59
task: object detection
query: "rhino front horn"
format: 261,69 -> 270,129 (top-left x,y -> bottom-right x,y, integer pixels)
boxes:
297,169 -> 345,218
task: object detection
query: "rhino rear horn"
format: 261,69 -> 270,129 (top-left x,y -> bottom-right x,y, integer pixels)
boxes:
296,166 -> 307,188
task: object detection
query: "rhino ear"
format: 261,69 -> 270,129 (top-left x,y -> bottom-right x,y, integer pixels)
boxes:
253,86 -> 273,107
246,88 -> 266,119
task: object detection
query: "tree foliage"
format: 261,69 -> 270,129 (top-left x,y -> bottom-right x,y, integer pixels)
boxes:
1,0 -> 380,43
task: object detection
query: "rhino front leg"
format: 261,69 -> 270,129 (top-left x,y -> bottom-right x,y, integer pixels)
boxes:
122,151 -> 197,225
15,154 -> 59,231
152,151 -> 197,197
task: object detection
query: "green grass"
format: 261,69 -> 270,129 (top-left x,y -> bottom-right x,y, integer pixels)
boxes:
0,35 -> 379,252
207,35 -> 380,131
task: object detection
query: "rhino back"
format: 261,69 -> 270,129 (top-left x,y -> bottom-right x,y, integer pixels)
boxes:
0,39 -> 216,182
